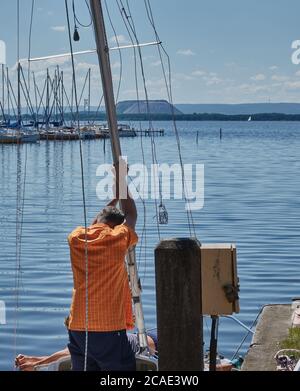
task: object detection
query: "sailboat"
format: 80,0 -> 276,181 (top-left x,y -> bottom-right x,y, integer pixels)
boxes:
18,0 -> 157,371
0,63 -> 38,144
88,0 -> 156,370
248,116 -> 252,122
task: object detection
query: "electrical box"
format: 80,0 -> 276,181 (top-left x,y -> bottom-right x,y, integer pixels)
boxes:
201,244 -> 239,316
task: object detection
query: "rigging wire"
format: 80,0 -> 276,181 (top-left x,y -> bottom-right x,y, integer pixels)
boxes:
46,70 -> 65,122
116,0 -> 162,240
34,75 -> 48,117
65,0 -> 89,372
14,0 -> 21,368
103,0 -> 148,276
90,93 -> 104,126
143,0 -> 197,238
27,0 -> 35,119
119,1 -> 166,225
109,1 -> 149,280
77,68 -> 90,108
122,0 -> 148,281
103,0 -> 123,103
20,65 -> 36,116
6,75 -> 18,119
32,72 -> 39,119
61,76 -> 77,123
230,308 -> 263,361
72,0 -> 92,28
14,0 -> 29,369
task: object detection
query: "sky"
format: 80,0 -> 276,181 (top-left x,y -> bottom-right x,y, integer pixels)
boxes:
1,0 -> 300,105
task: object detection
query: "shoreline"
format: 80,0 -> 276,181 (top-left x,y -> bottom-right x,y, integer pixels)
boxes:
4,113 -> 300,123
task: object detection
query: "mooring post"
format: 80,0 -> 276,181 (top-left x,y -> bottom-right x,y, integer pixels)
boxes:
155,238 -> 203,371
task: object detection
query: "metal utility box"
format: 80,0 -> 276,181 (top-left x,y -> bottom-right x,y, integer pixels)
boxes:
201,244 -> 239,315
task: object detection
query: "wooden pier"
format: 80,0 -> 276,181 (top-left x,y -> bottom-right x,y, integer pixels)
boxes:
136,129 -> 165,137
242,299 -> 300,371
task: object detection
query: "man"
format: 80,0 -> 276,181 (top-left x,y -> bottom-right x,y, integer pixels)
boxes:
67,160 -> 138,371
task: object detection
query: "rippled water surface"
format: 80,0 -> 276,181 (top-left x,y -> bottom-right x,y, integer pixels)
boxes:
1,121 -> 300,370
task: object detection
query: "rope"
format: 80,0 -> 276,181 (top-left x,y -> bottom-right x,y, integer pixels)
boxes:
27,0 -> 35,117
143,0 -> 197,238
77,68 -> 90,108
65,0 -> 89,372
72,0 -> 92,28
33,75 -> 48,119
116,0 -> 162,240
19,65 -> 36,117
6,74 -> 18,120
103,0 -> 123,103
14,0 -> 29,367
90,94 -> 104,126
61,75 -> 77,123
109,0 -> 150,281
230,307 -> 263,361
122,0 -> 149,281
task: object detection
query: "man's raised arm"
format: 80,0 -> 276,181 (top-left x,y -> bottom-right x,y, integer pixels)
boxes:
115,160 -> 137,231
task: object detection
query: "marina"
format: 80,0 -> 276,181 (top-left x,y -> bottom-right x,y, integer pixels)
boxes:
1,0 -> 300,376
1,121 -> 300,371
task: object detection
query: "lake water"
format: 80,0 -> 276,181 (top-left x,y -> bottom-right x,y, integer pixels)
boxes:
1,121 -> 300,370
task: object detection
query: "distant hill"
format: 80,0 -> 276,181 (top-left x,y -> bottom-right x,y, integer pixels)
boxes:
117,100 -> 182,115
175,103 -> 300,115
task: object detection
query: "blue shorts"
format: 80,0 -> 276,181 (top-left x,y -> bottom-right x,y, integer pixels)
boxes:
68,329 -> 136,371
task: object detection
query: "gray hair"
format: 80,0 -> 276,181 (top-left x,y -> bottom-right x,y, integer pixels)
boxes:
97,206 -> 125,226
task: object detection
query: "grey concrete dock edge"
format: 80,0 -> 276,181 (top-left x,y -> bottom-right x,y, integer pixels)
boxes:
242,304 -> 294,371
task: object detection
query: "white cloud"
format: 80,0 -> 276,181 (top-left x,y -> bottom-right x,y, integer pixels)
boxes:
250,73 -> 266,81
225,62 -> 237,67
112,61 -> 121,69
76,62 -> 99,72
238,83 -> 269,93
204,76 -> 223,86
146,78 -> 165,88
271,74 -> 289,82
284,81 -> 300,90
190,69 -> 224,85
295,70 -> 300,77
109,35 -> 129,45
51,26 -> 66,32
177,49 -> 196,56
150,60 -> 162,67
192,70 -> 206,77
174,72 -> 194,81
269,65 -> 278,71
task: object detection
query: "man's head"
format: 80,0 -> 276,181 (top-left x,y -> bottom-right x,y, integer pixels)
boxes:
96,206 -> 125,228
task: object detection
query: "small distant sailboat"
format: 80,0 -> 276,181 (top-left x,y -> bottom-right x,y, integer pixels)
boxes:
248,116 -> 252,122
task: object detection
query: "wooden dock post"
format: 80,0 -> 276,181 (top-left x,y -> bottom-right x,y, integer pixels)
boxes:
155,238 -> 203,371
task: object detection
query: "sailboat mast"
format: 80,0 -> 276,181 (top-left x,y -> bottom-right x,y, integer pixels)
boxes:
88,67 -> 91,124
17,64 -> 21,126
1,64 -> 4,117
46,68 -> 49,128
61,70 -> 64,125
17,0 -> 21,127
6,67 -> 10,121
89,0 -> 148,350
89,0 -> 120,159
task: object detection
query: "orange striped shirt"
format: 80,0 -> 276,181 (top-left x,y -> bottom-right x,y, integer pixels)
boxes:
67,223 -> 138,332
